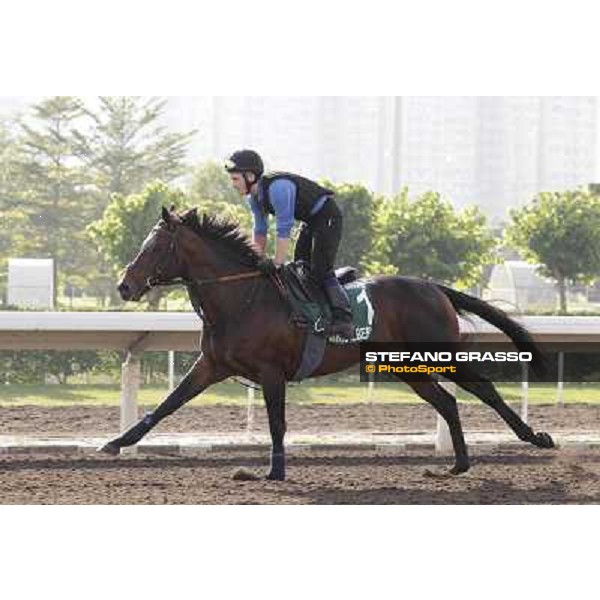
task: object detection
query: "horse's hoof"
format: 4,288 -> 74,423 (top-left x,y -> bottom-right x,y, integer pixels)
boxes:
265,470 -> 285,481
533,431 -> 555,449
449,463 -> 470,475
97,442 -> 120,456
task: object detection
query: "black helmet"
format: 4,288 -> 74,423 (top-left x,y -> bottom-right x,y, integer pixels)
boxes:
224,149 -> 264,177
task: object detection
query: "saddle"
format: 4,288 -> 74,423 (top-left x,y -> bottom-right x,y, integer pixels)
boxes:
280,261 -> 358,334
279,261 -> 375,381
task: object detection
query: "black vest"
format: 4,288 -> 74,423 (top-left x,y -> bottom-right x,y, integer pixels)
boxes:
258,172 -> 334,222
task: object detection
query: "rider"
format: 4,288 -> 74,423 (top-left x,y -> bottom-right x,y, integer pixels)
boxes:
225,149 -> 354,339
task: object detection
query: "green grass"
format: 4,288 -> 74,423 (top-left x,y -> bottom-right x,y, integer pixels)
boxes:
0,380 -> 599,407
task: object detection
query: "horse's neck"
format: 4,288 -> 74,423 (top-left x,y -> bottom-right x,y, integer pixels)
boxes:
184,255 -> 258,327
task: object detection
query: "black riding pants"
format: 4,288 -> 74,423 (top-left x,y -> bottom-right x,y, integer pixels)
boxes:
293,198 -> 342,284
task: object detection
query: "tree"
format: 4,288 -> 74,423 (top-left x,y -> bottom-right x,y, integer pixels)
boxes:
189,161 -> 243,205
10,97 -> 96,304
1,97 -> 197,308
87,180 -> 186,308
188,160 -> 251,231
0,118 -> 23,203
505,189 -> 600,314
0,120 -> 28,302
367,189 -> 497,287
74,96 -> 195,305
0,350 -> 103,384
78,97 -> 196,198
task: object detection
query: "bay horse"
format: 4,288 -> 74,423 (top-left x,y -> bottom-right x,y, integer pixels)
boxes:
98,206 -> 555,478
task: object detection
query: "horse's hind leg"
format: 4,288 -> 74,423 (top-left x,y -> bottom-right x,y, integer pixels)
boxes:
403,376 -> 470,475
446,367 -> 555,449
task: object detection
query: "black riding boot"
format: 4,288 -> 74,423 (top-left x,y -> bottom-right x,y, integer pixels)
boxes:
324,280 -> 354,339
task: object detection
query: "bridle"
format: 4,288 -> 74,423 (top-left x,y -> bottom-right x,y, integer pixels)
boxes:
142,222 -> 263,289
144,224 -> 184,289
139,220 -> 291,304
126,219 -> 288,331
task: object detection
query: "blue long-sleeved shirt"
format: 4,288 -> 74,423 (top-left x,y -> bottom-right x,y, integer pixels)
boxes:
247,178 -> 328,239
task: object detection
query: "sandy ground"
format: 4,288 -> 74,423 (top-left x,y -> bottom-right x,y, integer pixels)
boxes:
1,403 -> 598,504
1,402 -> 598,436
0,446 -> 598,504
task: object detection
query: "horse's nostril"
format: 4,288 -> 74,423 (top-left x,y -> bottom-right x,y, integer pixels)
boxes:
118,282 -> 129,296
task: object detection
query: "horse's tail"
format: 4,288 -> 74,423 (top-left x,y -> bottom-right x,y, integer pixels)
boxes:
436,284 -> 548,377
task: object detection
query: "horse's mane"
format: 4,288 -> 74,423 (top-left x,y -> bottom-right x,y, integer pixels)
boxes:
180,208 -> 260,267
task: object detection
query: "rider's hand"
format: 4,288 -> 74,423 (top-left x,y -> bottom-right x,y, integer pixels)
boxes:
257,257 -> 278,275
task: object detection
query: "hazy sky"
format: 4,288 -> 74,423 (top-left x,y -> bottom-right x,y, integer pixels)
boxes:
0,96 -> 600,223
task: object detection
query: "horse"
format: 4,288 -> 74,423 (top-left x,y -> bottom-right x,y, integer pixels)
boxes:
98,206 -> 555,479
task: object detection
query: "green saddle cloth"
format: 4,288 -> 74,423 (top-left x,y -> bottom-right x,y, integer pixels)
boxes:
280,264 -> 375,345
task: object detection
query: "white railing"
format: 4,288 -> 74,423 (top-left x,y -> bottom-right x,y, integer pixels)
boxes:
2,312 -> 600,450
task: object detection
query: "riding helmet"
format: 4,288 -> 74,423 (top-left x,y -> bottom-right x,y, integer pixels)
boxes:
224,149 -> 264,177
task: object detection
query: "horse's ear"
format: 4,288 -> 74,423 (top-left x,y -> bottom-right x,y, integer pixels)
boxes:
161,206 -> 171,222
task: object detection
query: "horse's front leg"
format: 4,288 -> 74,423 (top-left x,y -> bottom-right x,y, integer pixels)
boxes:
261,368 -> 287,480
98,353 -> 229,455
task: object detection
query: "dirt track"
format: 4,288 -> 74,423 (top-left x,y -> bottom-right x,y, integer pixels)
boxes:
1,402 -> 598,436
1,403 -> 598,504
1,446 -> 599,504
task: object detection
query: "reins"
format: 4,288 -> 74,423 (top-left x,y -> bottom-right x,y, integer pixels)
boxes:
142,218 -> 290,331
147,270 -> 263,288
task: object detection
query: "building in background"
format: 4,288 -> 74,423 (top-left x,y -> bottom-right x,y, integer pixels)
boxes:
484,260 -> 557,312
7,258 -> 54,309
2,96 -> 598,223
163,96 -> 598,223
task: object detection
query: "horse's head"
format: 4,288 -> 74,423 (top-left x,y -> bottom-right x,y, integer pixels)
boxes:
117,206 -> 185,302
